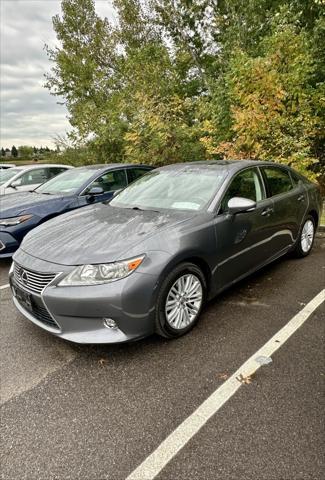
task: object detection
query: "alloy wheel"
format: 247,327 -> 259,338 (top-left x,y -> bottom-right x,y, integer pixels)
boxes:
165,274 -> 203,330
301,219 -> 314,253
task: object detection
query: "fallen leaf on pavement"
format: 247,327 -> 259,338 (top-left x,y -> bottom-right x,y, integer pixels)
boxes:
217,373 -> 229,380
98,358 -> 108,367
236,373 -> 253,385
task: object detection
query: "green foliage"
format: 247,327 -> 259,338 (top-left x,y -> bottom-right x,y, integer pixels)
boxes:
217,18 -> 323,180
11,146 -> 18,158
18,146 -> 34,158
46,0 -> 325,183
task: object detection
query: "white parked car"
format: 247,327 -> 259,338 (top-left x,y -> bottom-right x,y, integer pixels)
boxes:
0,164 -> 72,195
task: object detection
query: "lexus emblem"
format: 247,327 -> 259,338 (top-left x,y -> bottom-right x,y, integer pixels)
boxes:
20,269 -> 29,286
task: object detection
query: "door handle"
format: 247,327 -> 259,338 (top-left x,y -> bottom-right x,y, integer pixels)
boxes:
261,207 -> 274,217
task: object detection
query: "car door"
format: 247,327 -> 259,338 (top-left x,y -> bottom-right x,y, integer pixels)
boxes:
261,166 -> 306,252
79,169 -> 128,205
213,167 -> 276,290
9,168 -> 48,192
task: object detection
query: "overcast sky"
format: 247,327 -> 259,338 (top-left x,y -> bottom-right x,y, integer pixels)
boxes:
0,0 -> 115,149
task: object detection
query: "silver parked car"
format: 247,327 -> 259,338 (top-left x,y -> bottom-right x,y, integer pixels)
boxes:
10,160 -> 322,343
0,164 -> 72,195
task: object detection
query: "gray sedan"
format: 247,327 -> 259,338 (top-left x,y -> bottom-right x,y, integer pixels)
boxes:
9,160 -> 322,343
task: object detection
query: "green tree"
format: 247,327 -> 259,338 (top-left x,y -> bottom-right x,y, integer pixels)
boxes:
45,0 -> 325,181
11,146 -> 18,157
214,21 -> 323,178
18,145 -> 34,158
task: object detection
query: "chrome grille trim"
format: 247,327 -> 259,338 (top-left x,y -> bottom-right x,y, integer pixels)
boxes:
0,240 -> 5,252
13,262 -> 58,295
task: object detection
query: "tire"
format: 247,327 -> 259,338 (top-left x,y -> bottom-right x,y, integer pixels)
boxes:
293,215 -> 316,258
155,262 -> 207,339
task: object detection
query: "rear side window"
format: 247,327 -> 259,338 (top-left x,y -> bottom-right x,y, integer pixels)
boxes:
127,167 -> 150,184
290,170 -> 301,186
220,168 -> 263,213
263,167 -> 293,197
48,167 -> 67,179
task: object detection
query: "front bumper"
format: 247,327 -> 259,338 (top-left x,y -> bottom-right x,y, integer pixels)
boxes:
10,249 -> 159,344
0,232 -> 19,258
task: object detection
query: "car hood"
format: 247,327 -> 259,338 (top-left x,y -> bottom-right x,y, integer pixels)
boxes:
0,191 -> 72,218
20,203 -> 196,265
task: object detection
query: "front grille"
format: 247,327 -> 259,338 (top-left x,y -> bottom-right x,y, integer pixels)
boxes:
14,262 -> 57,295
30,301 -> 60,329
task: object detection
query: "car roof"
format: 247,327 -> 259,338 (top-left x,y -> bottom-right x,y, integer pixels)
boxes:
7,164 -> 72,171
157,159 -> 277,173
73,163 -> 153,172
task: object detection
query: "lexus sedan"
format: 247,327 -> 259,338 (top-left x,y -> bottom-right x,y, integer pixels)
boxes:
10,160 -> 321,343
0,164 -> 152,257
0,164 -> 71,195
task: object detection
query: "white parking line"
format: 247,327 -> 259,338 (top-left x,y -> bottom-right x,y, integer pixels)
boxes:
127,289 -> 325,480
0,284 -> 10,290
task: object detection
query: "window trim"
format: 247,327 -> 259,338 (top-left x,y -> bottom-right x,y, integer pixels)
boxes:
260,165 -> 295,199
216,166 -> 266,215
79,168 -> 128,196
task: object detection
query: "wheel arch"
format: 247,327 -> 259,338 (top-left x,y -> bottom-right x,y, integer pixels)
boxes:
308,209 -> 319,228
157,252 -> 213,296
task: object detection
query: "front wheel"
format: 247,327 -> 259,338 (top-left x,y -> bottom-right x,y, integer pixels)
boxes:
293,215 -> 316,258
155,263 -> 206,339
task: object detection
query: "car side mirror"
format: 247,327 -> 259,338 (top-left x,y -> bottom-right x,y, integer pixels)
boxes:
10,179 -> 22,188
87,186 -> 104,196
227,197 -> 256,215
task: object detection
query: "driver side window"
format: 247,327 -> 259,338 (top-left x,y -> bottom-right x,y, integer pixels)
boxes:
220,168 -> 263,214
85,169 -> 127,194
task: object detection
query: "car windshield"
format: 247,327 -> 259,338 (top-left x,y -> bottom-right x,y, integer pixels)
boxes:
111,168 -> 227,211
36,169 -> 95,194
0,168 -> 21,186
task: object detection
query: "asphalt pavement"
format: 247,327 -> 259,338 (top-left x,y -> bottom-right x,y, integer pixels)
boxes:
0,234 -> 324,480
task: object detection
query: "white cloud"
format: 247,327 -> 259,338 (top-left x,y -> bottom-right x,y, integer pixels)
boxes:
0,0 -> 115,148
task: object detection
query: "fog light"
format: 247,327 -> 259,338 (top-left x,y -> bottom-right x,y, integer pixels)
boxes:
103,318 -> 117,329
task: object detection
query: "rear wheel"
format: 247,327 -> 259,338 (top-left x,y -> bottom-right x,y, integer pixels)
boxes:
155,262 -> 206,339
293,215 -> 315,257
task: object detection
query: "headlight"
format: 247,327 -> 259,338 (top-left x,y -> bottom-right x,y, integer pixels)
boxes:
58,255 -> 145,286
0,214 -> 33,226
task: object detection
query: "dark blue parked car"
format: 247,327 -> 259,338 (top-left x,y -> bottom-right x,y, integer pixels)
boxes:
0,163 -> 153,257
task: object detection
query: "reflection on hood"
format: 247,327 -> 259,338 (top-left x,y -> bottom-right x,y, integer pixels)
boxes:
21,203 -> 195,265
